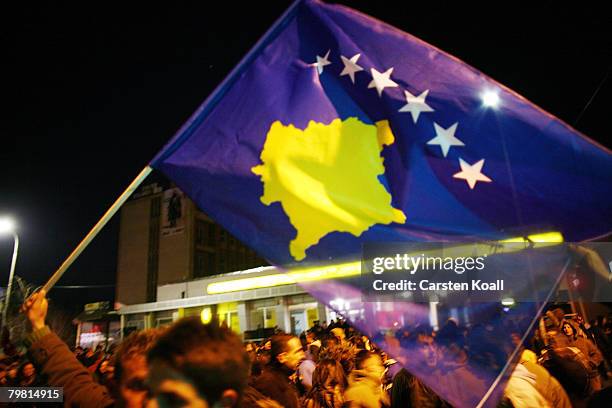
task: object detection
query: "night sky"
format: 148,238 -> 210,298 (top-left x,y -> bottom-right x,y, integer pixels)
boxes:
1,1 -> 609,312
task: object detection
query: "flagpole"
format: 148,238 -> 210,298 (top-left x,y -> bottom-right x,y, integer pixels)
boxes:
42,0 -> 302,292
41,166 -> 153,293
40,1 -> 304,294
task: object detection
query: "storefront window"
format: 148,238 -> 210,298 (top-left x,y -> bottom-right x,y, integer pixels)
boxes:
217,302 -> 240,333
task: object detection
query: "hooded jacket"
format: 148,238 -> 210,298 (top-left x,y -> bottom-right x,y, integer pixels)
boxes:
504,363 -> 551,408
521,360 -> 572,408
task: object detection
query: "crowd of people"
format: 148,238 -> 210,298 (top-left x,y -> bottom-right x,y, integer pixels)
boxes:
0,289 -> 611,407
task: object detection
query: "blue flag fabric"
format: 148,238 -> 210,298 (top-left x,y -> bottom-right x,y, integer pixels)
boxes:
152,0 -> 611,268
150,1 -> 611,406
298,245 -> 572,407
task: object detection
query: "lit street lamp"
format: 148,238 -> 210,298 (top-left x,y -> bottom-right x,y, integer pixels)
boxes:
0,217 -> 19,329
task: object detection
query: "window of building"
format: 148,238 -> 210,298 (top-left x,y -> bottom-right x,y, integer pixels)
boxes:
207,252 -> 216,275
156,317 -> 174,328
208,224 -> 217,246
184,307 -> 203,318
219,256 -> 227,274
194,250 -> 206,278
195,220 -> 206,246
217,303 -> 240,334
194,250 -> 217,278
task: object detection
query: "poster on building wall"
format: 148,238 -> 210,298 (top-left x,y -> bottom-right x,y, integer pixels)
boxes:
162,188 -> 185,236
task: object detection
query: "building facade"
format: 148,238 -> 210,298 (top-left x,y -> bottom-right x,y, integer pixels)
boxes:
115,182 -> 333,338
116,182 -> 266,305
118,266 -> 335,338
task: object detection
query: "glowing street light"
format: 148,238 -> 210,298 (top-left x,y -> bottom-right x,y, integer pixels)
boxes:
0,217 -> 19,329
0,218 -> 15,234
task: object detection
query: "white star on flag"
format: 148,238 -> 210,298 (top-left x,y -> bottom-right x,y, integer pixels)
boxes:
427,122 -> 465,157
368,67 -> 398,97
311,50 -> 331,75
399,89 -> 434,123
453,158 -> 492,189
339,54 -> 364,83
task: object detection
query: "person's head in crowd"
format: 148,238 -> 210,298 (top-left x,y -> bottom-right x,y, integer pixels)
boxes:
270,333 -> 305,372
146,317 -> 250,408
312,359 -> 347,392
353,350 -> 384,379
251,346 -> 269,377
331,327 -> 346,344
437,319 -> 463,347
349,335 -> 364,350
436,321 -> 468,365
114,328 -> 165,408
562,321 -> 577,339
410,325 -> 438,368
21,361 -> 35,377
304,359 -> 347,408
244,342 -> 258,366
7,362 -> 19,384
345,350 -> 389,406
322,334 -> 338,349
18,361 -> 36,386
318,335 -> 357,374
307,342 -> 321,364
398,327 -> 411,339
551,308 -> 566,324
257,345 -> 271,364
383,334 -> 402,360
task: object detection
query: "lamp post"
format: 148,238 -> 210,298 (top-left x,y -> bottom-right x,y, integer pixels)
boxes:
0,218 -> 19,329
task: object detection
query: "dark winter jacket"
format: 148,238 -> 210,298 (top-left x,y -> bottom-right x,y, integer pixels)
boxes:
26,326 -> 114,408
252,363 -> 300,408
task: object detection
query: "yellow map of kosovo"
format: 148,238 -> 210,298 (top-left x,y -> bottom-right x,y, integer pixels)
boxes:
252,117 -> 406,261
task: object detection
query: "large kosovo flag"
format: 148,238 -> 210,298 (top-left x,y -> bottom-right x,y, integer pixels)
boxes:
150,1 -> 611,406
152,0 -> 611,267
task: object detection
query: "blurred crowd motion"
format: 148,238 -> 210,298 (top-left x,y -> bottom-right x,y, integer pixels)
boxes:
0,290 -> 611,407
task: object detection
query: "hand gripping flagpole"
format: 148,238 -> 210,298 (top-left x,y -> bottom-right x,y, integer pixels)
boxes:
41,166 -> 153,293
